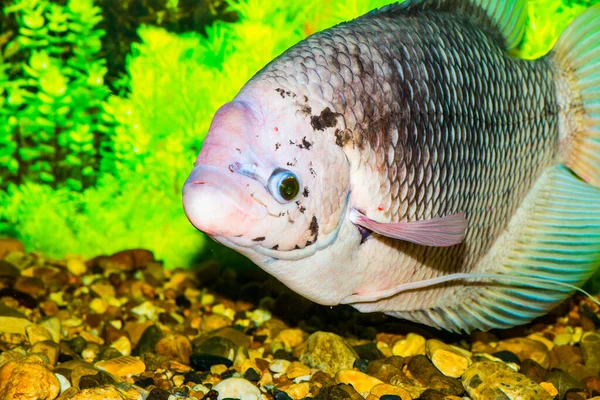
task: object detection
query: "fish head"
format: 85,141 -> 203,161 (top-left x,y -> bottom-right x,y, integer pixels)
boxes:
183,84 -> 360,304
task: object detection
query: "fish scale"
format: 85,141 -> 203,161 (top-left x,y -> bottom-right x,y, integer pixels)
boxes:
183,0 -> 600,332
258,7 -> 559,304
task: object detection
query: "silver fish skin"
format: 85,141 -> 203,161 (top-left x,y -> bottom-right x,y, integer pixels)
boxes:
183,0 -> 600,332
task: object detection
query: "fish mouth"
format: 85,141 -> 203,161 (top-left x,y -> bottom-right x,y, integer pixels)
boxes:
182,165 -> 267,237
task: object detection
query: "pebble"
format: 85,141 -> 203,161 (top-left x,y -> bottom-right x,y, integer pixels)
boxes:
200,314 -> 233,332
69,385 -> 127,399
26,324 -> 53,345
30,340 -> 60,365
67,258 -> 87,276
369,383 -> 412,400
133,324 -> 164,356
392,334 -> 426,357
0,316 -> 32,335
426,339 -> 472,378
95,355 -> 146,377
193,336 -> 236,360
155,334 -> 192,364
354,343 -> 384,361
270,359 -> 291,374
56,372 -> 72,393
539,381 -> 559,397
519,358 -> 547,383
286,361 -> 311,379
190,353 -> 233,371
244,367 -> 261,382
336,369 -> 384,394
111,336 -> 132,356
284,382 -> 310,399
554,344 -> 584,365
544,369 -> 585,399
300,331 -> 358,376
461,361 -> 552,399
275,329 -> 306,352
212,377 -> 262,400
496,338 -> 551,369
581,332 -> 600,373
0,354 -> 61,400
89,298 -> 109,314
407,355 -> 463,396
78,370 -> 118,389
367,359 -> 403,383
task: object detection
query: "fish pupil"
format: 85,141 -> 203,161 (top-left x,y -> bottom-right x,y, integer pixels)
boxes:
280,176 -> 299,200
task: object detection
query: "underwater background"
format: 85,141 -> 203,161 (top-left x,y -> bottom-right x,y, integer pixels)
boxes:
1,0 -> 600,271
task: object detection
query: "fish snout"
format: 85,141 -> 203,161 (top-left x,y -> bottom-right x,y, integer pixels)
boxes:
182,165 -> 267,237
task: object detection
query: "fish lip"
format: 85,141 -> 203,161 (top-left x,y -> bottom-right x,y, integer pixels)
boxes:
182,165 -> 269,237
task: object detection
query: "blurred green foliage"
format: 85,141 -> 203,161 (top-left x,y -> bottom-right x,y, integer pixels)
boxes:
0,0 -> 598,268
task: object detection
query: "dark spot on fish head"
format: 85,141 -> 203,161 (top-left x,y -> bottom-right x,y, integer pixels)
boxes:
252,236 -> 265,242
309,216 -> 319,241
271,244 -> 279,250
294,245 -> 300,250
300,105 -> 312,115
305,240 -> 313,247
275,142 -> 281,150
334,128 -> 352,147
302,187 -> 309,197
311,107 -> 339,131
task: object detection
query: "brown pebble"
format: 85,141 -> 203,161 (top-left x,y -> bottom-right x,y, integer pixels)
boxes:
420,388 -> 446,400
565,390 -> 587,400
584,376 -> 600,397
554,345 -> 584,365
496,338 -> 551,369
367,359 -> 403,383
407,355 -> 463,396
155,334 -> 192,364
520,358 -> 547,383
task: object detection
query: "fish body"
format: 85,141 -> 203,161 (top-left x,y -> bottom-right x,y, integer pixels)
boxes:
183,0 -> 600,332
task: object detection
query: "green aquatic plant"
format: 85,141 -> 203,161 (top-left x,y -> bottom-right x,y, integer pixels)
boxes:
0,0 -> 598,269
1,0 -> 111,191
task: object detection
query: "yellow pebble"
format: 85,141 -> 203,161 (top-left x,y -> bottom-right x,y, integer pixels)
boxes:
370,383 -> 412,399
276,329 -> 305,351
540,382 -> 558,397
286,361 -> 311,379
426,339 -> 472,378
210,364 -> 229,375
376,341 -> 393,357
67,258 -> 87,276
110,336 -> 132,356
336,370 -> 384,394
392,333 -> 426,357
528,333 -> 554,351
284,382 -> 310,400
95,355 -> 145,377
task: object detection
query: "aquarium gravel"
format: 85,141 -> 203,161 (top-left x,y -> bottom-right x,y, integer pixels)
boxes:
1,242 -> 600,399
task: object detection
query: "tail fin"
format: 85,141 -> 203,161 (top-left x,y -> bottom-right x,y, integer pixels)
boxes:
552,5 -> 600,187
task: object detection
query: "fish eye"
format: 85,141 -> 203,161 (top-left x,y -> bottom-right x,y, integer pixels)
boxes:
268,169 -> 300,203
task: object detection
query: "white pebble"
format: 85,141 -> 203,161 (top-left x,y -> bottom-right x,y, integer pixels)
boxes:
269,359 -> 291,374
213,377 -> 262,400
55,373 -> 71,394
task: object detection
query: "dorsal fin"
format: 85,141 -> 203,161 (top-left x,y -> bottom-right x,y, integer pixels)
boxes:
370,0 -> 527,51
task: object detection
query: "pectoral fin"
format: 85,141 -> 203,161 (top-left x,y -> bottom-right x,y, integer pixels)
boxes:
349,209 -> 467,247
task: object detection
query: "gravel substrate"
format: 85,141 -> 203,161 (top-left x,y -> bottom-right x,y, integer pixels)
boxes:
1,239 -> 600,400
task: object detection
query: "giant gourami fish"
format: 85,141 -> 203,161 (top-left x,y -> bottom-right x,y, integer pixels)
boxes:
182,0 -> 600,333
